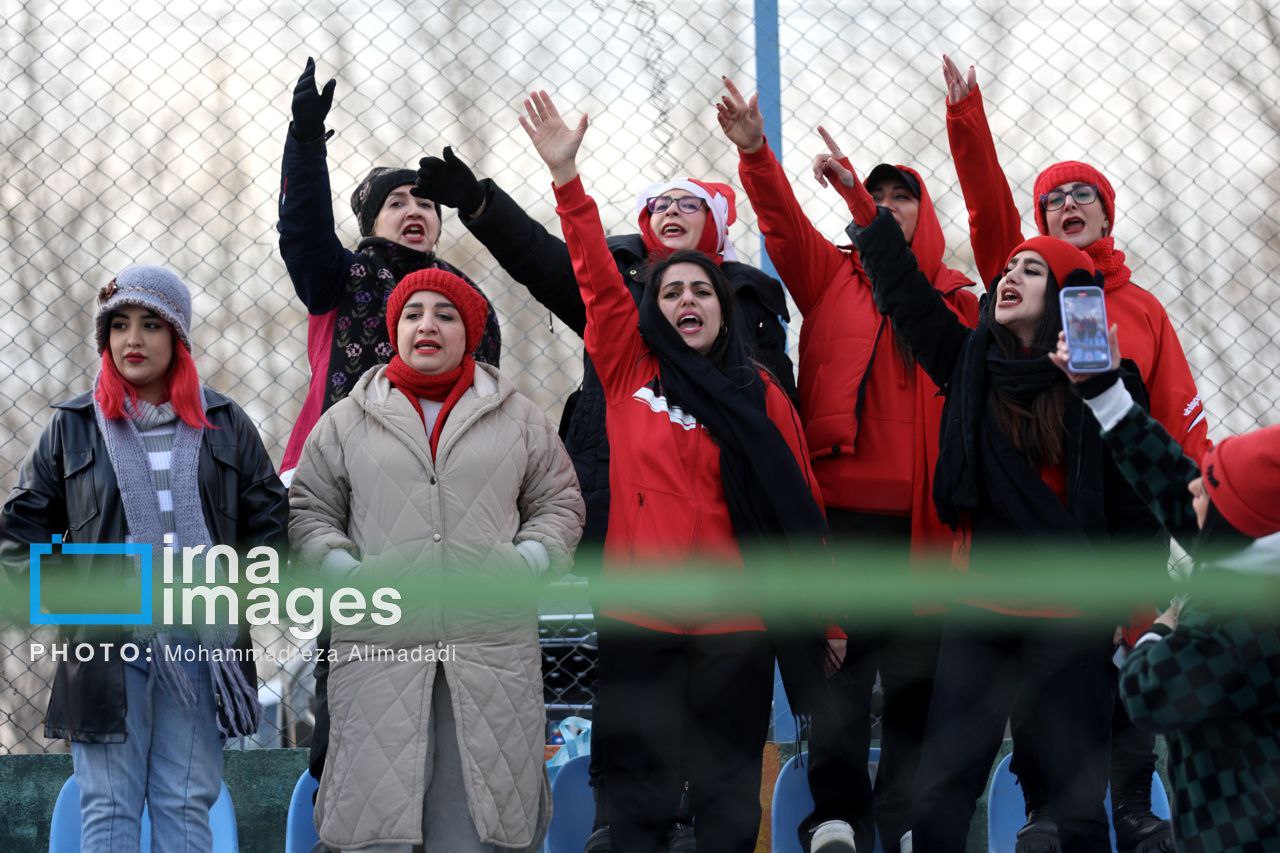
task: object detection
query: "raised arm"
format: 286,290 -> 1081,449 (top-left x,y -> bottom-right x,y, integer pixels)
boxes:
414,148 -> 588,336
717,78 -> 851,316
942,55 -> 1027,286
277,58 -> 356,315
520,91 -> 645,394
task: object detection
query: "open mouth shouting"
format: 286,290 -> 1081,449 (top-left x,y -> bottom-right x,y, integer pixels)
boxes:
998,285 -> 1023,308
1060,214 -> 1087,236
676,311 -> 704,336
401,223 -> 428,244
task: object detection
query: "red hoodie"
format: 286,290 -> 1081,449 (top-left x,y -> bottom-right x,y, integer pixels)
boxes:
737,142 -> 979,561
946,86 -> 1211,464
554,175 -> 824,635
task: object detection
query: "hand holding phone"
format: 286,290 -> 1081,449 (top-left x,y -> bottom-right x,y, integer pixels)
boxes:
1058,285 -> 1113,373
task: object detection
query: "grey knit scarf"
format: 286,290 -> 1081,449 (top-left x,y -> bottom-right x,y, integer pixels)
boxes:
92,379 -> 261,736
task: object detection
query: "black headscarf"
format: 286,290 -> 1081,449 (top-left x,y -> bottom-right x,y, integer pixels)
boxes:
635,252 -> 832,716
932,316 -> 1104,540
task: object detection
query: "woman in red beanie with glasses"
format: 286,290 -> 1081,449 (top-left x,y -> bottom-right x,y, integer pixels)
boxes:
942,54 -> 1204,852
716,77 -> 979,853
520,88 -> 831,853
288,268 -> 585,852
828,156 -> 1164,852
1053,328 -> 1280,851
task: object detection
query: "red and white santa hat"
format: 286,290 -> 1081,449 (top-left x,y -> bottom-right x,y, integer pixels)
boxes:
635,178 -> 739,263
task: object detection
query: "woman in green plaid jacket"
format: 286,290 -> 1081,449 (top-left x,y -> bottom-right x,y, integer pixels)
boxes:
1053,328 -> 1280,852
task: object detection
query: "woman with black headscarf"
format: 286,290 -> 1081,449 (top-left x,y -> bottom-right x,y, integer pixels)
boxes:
519,90 -> 831,853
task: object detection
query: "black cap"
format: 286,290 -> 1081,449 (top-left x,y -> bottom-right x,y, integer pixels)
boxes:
864,163 -> 920,199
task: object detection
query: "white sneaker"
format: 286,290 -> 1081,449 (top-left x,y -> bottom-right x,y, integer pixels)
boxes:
899,830 -> 913,853
809,819 -> 857,853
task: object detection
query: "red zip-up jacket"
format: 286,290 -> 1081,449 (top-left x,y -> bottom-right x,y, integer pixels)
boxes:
737,143 -> 979,559
946,86 -> 1211,464
554,175 -> 824,635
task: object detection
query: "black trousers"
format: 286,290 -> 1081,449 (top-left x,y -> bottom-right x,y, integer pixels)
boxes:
594,618 -> 774,853
913,611 -> 1116,853
1011,677 -> 1159,815
801,510 -> 937,853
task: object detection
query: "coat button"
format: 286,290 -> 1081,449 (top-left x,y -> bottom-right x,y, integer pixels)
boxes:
430,476 -> 437,485
432,533 -> 442,542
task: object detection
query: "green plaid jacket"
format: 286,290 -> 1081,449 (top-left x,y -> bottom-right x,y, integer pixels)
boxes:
1105,402 -> 1280,850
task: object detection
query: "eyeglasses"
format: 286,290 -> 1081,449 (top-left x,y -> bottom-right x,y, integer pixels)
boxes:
1040,184 -> 1098,212
646,195 -> 708,215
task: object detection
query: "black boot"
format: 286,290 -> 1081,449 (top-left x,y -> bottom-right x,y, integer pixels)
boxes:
1113,778 -> 1174,853
1015,809 -> 1061,853
586,781 -> 611,852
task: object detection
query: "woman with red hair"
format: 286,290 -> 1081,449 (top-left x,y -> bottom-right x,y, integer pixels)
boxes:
0,265 -> 288,852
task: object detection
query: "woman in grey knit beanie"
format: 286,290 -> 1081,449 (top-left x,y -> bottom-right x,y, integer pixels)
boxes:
0,264 -> 289,852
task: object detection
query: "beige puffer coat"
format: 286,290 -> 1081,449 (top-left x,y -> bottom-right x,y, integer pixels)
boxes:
289,363 -> 584,850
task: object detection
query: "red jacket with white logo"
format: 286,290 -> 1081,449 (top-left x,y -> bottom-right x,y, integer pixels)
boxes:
946,86 -> 1211,463
737,143 -> 979,560
554,175 -> 823,635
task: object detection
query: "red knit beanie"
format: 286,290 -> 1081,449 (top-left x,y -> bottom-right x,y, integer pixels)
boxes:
1200,424 -> 1280,538
1004,236 -> 1095,284
1033,161 -> 1116,236
385,268 -> 489,354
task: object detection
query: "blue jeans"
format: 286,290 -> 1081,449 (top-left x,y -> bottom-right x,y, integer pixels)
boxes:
70,658 -> 224,853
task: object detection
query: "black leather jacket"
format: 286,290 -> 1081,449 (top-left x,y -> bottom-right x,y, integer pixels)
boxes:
0,388 -> 288,742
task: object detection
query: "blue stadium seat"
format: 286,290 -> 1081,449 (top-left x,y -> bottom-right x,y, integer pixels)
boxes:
771,749 -> 883,853
285,770 -> 321,853
987,752 -> 1174,853
545,753 -> 593,853
48,773 -> 237,853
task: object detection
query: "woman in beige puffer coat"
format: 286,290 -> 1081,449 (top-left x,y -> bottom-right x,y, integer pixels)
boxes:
289,268 -> 584,852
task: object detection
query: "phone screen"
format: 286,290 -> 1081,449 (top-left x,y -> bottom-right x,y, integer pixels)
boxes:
1060,287 -> 1111,372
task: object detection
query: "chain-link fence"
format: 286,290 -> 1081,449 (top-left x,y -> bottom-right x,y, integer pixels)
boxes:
3,0 -> 1278,755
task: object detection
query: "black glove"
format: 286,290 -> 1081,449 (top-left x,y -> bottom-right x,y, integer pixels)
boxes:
412,146 -> 484,215
291,57 -> 336,141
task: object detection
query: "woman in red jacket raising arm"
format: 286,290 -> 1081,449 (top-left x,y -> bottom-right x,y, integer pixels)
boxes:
716,77 -> 979,853
943,53 -> 1193,853
519,89 -> 831,853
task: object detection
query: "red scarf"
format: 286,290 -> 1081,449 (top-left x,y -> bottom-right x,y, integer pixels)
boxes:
1084,236 -> 1133,292
385,354 -> 475,459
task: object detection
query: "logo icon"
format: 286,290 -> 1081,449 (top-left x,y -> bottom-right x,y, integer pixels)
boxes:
29,535 -> 152,625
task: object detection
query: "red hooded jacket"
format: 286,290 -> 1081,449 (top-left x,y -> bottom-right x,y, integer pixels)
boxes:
737,143 -> 979,561
554,175 -> 824,635
946,86 -> 1211,464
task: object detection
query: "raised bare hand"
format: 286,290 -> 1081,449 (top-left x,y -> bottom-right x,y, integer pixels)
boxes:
942,53 -> 977,106
716,76 -> 765,154
812,125 -> 855,188
518,90 -> 588,186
